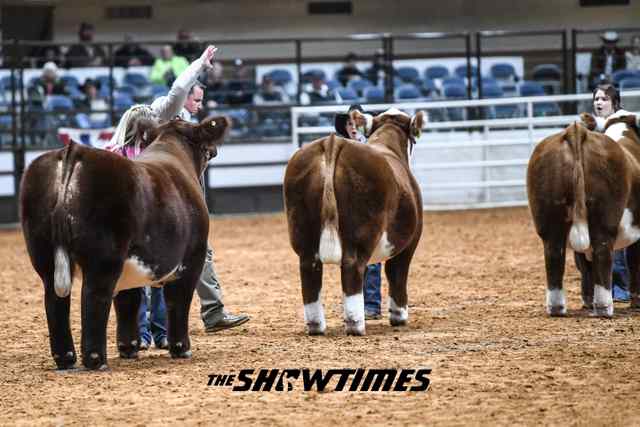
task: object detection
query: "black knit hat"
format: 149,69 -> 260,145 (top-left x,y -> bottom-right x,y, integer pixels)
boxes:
334,104 -> 367,138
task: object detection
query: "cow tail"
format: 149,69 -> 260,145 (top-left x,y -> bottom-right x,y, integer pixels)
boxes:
52,142 -> 77,298
567,122 -> 590,252
318,134 -> 343,264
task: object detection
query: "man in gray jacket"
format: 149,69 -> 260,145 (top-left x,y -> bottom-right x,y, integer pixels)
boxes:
108,45 -> 250,334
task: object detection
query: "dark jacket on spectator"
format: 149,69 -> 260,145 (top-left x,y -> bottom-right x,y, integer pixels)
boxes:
114,44 -> 155,67
65,43 -> 107,68
590,46 -> 627,83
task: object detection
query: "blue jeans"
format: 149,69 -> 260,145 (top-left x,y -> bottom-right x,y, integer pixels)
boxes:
612,250 -> 631,301
138,286 -> 167,345
364,263 -> 382,314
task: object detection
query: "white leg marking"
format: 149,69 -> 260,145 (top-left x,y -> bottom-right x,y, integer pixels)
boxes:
389,297 -> 409,326
614,209 -> 640,250
318,225 -> 342,264
593,284 -> 614,317
546,288 -> 567,316
369,231 -> 395,264
304,299 -> 326,335
54,247 -> 72,298
569,221 -> 590,252
343,293 -> 365,335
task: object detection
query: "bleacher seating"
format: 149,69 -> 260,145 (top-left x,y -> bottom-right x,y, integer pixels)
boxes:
347,78 -> 373,96
425,65 -> 450,80
454,64 -> 478,79
612,69 -> 638,85
364,86 -> 385,103
490,63 -> 518,81
336,87 -> 358,102
443,83 -> 467,121
267,69 -> 293,86
532,64 -> 562,94
395,84 -> 421,100
397,66 -> 420,83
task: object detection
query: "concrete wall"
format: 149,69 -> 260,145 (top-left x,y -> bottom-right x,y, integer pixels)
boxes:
26,0 -> 640,47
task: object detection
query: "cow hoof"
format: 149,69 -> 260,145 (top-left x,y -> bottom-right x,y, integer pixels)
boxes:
390,318 -> 408,327
171,350 -> 192,359
546,305 -> 567,317
83,352 -> 107,370
306,322 -> 326,336
345,320 -> 365,336
53,351 -> 77,370
591,304 -> 614,318
118,341 -> 139,359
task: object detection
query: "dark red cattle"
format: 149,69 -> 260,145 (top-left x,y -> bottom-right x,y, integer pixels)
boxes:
284,108 -> 424,335
527,112 -> 640,318
20,116 -> 229,370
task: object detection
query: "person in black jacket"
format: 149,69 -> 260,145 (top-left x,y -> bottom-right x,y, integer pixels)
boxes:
65,22 -> 106,68
589,31 -> 627,89
114,35 -> 155,67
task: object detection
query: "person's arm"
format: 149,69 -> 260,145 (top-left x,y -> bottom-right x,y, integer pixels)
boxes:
151,45 -> 216,122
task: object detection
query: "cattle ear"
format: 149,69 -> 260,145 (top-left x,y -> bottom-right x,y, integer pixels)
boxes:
136,117 -> 159,148
579,112 -> 597,131
349,110 -> 374,136
410,111 -> 426,139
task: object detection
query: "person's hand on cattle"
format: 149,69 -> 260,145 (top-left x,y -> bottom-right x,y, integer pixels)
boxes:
200,45 -> 218,70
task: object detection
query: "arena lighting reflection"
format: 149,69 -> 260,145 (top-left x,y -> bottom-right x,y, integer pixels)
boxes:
409,32 -> 449,39
349,33 -> 387,40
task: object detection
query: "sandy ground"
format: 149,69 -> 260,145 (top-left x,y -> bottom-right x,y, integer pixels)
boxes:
1,207 -> 639,426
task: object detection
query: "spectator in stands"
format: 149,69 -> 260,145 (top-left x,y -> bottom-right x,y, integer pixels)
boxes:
150,45 -> 189,86
336,52 -> 364,86
231,58 -> 252,80
589,31 -> 626,88
114,35 -> 155,68
78,78 -> 109,126
173,29 -> 202,62
300,73 -> 335,105
626,35 -> 640,72
366,48 -> 393,86
253,74 -> 289,104
65,22 -> 106,68
334,104 -> 383,319
202,61 -> 225,107
33,45 -> 64,68
28,61 -> 68,104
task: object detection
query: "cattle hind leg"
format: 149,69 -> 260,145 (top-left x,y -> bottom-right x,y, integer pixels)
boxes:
80,264 -> 121,370
114,288 -> 142,359
340,256 -> 367,336
30,240 -> 77,369
543,239 -> 568,316
300,255 -> 325,335
575,252 -> 594,309
590,240 -> 614,318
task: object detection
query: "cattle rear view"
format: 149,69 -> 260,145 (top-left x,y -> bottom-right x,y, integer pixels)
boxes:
284,108 -> 425,336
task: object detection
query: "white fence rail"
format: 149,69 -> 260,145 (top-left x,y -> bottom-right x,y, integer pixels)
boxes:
291,90 -> 640,210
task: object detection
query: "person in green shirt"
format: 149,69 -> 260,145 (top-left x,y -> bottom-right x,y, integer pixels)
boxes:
150,45 -> 189,86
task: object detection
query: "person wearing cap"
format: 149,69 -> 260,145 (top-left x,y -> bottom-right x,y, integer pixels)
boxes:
300,72 -> 336,105
589,31 -> 627,88
336,52 -> 364,86
65,22 -> 106,68
626,35 -> 640,72
105,45 -> 250,340
27,61 -> 69,105
334,104 -> 383,319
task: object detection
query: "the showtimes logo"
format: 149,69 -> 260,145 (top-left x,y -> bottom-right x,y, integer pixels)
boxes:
207,368 -> 431,392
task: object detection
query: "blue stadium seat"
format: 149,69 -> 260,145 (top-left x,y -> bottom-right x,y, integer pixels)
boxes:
454,64 -> 478,79
45,95 -> 74,111
421,78 -> 437,96
60,75 -> 80,89
116,85 -> 137,98
519,81 -> 546,97
326,79 -> 342,90
397,66 -> 420,83
425,65 -> 449,80
347,78 -> 373,96
482,83 -> 519,118
395,84 -> 421,100
151,84 -> 169,99
532,64 -> 561,81
114,94 -> 134,110
443,83 -> 466,99
490,63 -> 517,81
267,69 -> 293,86
482,83 -> 504,98
613,69 -> 638,85
442,77 -> 465,88
336,87 -> 358,101
124,72 -> 150,88
303,69 -> 326,83
364,86 -> 385,103
620,78 -> 640,90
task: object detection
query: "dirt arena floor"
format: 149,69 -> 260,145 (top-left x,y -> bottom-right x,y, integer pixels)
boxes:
1,207 -> 639,426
